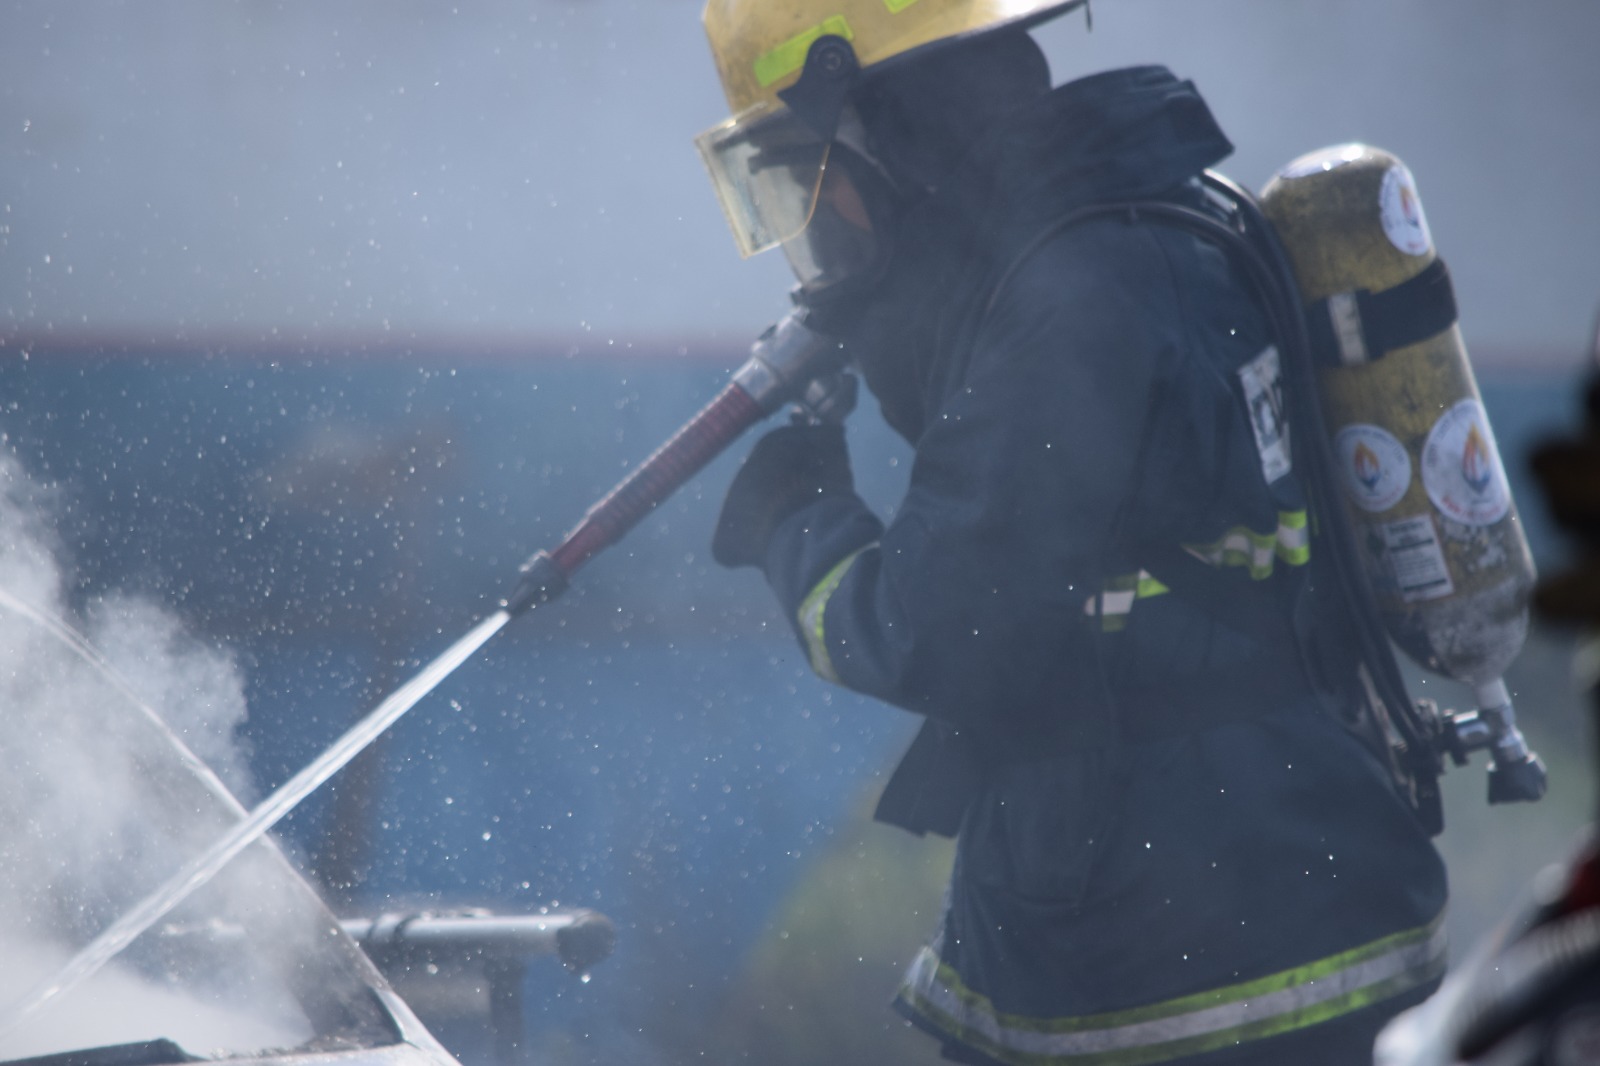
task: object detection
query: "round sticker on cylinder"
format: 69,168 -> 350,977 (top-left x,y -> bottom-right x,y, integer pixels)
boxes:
1421,399 -> 1511,526
1380,163 -> 1432,256
1335,424 -> 1412,513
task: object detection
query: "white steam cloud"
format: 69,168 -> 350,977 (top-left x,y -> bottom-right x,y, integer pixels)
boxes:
0,453 -> 316,1059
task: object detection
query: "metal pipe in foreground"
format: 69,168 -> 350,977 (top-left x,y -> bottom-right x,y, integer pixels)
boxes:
341,909 -> 616,1066
339,908 -> 617,977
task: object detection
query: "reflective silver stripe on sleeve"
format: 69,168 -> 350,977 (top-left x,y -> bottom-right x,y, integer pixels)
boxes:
1083,571 -> 1168,632
898,912 -> 1446,1065
796,545 -> 872,684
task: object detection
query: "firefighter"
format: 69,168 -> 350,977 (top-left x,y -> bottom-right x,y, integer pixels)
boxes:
698,1 -> 1448,1062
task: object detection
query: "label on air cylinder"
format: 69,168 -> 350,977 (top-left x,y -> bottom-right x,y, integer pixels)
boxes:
1381,514 -> 1455,603
1421,398 -> 1512,526
1380,163 -> 1433,256
1334,423 -> 1411,513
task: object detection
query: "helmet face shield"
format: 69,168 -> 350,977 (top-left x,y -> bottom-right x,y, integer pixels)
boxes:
696,104 -> 832,259
777,142 -> 894,294
699,103 -> 894,294
698,0 -> 1088,268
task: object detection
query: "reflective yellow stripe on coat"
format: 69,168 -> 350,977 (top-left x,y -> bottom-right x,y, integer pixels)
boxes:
1184,509 -> 1310,579
796,545 -> 873,683
1086,511 -> 1312,631
896,911 -> 1446,1066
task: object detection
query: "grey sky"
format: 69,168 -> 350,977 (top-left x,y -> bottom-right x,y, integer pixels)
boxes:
1,0 -> 1595,365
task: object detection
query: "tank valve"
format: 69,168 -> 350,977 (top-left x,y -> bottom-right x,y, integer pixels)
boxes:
1437,678 -> 1547,804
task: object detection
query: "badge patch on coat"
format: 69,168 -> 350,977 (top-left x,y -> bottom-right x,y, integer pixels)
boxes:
1238,345 -> 1292,484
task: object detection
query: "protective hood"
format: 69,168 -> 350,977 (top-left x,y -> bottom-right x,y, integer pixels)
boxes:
846,64 -> 1235,442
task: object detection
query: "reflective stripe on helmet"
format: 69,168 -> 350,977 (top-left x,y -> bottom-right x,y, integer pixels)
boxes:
705,0 -> 1085,118
1183,509 -> 1310,579
897,911 -> 1446,1065
754,15 -> 855,88
796,546 -> 873,683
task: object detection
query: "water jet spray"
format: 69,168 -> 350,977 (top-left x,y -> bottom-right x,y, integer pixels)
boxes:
0,305 -> 848,1032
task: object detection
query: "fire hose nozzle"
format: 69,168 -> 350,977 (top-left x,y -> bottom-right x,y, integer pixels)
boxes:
502,550 -> 569,617
497,308 -> 850,623
731,309 -> 850,416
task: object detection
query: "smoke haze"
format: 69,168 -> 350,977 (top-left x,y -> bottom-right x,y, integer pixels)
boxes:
0,452 -> 314,1059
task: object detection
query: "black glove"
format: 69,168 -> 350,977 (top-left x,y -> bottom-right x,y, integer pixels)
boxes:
712,421 -> 854,569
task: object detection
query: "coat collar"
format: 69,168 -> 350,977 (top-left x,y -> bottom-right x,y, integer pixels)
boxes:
849,66 -> 1234,444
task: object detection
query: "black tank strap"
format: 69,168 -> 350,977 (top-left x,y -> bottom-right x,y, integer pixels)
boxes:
1305,256 -> 1459,366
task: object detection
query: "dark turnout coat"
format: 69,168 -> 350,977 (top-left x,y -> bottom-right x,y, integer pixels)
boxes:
755,66 -> 1447,1065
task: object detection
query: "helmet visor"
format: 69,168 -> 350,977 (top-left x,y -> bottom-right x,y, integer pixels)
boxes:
696,103 -> 831,259
777,142 -> 891,294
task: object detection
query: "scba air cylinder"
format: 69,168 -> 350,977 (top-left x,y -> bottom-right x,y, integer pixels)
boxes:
1259,144 -> 1536,692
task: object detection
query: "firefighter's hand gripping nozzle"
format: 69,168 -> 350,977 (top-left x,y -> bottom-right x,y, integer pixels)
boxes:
502,307 -> 849,617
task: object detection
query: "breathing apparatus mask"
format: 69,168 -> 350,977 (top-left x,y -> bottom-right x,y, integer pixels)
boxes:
696,41 -> 903,308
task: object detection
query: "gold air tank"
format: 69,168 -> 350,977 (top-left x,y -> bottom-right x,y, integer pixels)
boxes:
1261,144 -> 1535,693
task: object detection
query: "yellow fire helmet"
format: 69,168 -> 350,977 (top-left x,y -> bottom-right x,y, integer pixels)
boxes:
697,0 -> 1087,260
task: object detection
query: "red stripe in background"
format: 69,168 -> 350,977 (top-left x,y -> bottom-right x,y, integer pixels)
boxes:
1,329 -> 1583,374
0,328 -> 759,368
